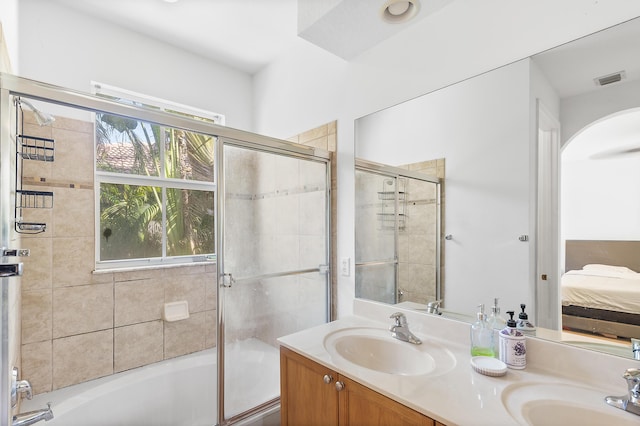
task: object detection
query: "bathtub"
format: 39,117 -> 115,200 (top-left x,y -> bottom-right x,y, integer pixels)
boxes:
22,339 -> 280,426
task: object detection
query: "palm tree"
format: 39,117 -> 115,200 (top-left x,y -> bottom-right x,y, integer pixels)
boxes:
96,113 -> 215,261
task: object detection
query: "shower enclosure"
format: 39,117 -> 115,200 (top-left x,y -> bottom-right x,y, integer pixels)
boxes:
355,159 -> 441,306
0,74 -> 331,426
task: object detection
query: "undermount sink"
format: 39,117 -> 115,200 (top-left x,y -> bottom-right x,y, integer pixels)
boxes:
323,327 -> 456,376
501,382 -> 638,425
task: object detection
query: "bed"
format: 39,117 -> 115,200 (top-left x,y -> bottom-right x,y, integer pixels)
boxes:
561,240 -> 640,339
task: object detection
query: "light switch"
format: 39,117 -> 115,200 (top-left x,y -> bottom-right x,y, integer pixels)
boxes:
341,257 -> 350,276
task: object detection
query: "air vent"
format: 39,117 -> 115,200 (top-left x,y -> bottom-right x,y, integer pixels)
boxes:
594,71 -> 626,86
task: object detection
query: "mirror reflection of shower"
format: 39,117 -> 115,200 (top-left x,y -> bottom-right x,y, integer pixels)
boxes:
355,159 -> 442,306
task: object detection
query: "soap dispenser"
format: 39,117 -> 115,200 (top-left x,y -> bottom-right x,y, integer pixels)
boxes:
516,304 -> 536,335
488,298 -> 506,330
470,304 -> 495,357
499,311 -> 526,369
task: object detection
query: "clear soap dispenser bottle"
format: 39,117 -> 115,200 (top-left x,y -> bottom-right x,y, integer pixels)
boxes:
488,298 -> 506,330
470,304 -> 495,357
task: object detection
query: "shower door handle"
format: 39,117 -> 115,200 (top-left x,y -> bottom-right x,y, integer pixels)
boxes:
0,263 -> 23,277
220,273 -> 235,288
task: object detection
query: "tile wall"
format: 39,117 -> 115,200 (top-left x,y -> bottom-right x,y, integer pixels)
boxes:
18,111 -> 216,395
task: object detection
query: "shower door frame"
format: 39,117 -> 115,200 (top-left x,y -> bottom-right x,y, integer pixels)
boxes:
355,158 -> 442,305
0,73 -> 332,426
215,136 -> 332,425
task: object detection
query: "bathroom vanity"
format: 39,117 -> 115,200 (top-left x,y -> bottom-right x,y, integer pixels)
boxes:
281,346 -> 438,425
278,299 -> 640,425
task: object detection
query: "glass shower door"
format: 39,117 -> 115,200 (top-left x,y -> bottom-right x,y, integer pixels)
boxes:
355,169 -> 398,304
218,142 -> 330,423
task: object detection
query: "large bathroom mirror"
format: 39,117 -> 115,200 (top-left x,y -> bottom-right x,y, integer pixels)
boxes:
355,16 -> 640,358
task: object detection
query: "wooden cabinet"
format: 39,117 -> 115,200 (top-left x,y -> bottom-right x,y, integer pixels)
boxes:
281,347 -> 440,426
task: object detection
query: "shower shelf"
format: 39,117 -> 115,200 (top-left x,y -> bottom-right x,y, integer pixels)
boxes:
16,190 -> 54,209
14,98 -> 55,234
18,134 -> 55,162
377,191 -> 406,201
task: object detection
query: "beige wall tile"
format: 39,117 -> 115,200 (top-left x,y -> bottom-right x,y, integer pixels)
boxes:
22,290 -> 52,344
52,187 -> 94,238
204,273 -> 217,311
52,283 -> 113,338
52,116 -> 93,133
164,278 -> 206,313
328,120 -> 337,136
21,341 -> 52,395
114,321 -> 163,373
164,312 -> 205,359
53,237 -> 109,287
51,127 -> 94,185
298,124 -> 328,144
205,310 -> 217,349
22,118 -> 53,138
52,330 -> 113,389
21,238 -> 52,291
114,279 -> 163,327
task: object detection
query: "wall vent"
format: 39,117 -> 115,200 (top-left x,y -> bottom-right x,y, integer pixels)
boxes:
594,70 -> 626,86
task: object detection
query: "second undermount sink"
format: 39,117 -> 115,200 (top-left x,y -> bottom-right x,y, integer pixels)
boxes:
323,327 -> 456,376
501,382 -> 638,425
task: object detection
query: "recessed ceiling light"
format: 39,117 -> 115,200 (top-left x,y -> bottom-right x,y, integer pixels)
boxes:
381,0 -> 420,24
163,0 -> 179,3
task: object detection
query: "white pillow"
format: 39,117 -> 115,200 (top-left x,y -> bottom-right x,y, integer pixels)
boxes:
583,264 -> 637,274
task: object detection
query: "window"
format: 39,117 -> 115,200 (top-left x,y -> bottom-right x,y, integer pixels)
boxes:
93,84 -> 221,269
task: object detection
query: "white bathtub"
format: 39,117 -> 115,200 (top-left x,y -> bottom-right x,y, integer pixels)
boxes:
22,339 -> 280,426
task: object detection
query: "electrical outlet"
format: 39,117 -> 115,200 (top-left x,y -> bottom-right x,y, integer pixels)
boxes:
341,257 -> 350,276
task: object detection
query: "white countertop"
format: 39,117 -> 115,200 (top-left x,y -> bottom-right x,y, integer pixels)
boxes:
278,299 -> 640,425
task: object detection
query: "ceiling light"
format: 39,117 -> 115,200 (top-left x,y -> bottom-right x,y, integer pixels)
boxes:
381,0 -> 420,24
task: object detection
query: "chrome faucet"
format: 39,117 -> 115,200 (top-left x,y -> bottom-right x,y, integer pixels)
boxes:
11,367 -> 33,408
12,403 -> 54,426
632,338 -> 640,361
389,312 -> 422,345
605,368 -> 640,416
426,300 -> 442,315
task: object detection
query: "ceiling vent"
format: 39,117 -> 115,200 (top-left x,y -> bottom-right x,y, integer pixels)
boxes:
594,70 -> 626,87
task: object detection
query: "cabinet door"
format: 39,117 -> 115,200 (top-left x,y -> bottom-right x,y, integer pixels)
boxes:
338,375 -> 434,426
280,347 -> 339,426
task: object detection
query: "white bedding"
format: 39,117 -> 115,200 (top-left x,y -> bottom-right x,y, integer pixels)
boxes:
561,265 -> 640,315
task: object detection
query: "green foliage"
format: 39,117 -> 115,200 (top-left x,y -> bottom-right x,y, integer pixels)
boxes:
96,113 -> 215,261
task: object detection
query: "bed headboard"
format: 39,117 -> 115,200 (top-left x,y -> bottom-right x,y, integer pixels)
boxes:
565,240 -> 640,272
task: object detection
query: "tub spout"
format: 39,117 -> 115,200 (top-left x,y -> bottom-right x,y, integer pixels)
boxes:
12,403 -> 53,426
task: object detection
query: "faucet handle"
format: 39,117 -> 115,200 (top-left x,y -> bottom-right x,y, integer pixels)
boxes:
16,380 -> 32,400
624,368 -> 640,401
389,312 -> 408,327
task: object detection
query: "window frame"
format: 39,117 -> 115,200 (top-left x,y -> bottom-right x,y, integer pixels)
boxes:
92,83 -> 221,270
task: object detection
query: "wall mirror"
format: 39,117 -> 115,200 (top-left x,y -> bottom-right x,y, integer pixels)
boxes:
354,16 -> 640,359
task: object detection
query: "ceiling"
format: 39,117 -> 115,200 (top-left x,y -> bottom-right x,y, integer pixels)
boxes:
49,0 -> 453,74
50,0 -> 303,74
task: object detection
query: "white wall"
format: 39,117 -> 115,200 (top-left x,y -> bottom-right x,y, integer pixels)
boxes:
562,156 -> 640,240
253,1 -> 640,318
561,93 -> 640,241
17,0 -> 253,131
0,0 -> 18,71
